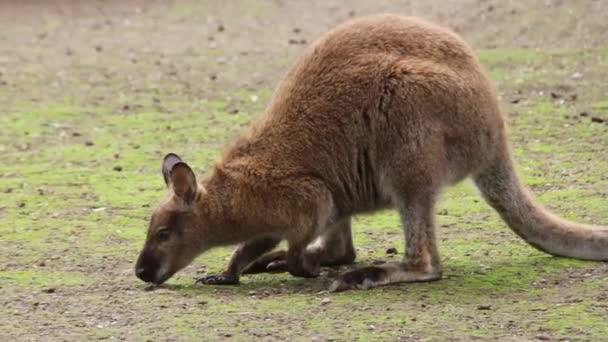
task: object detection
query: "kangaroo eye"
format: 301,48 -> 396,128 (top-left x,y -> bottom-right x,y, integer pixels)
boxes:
157,228 -> 171,242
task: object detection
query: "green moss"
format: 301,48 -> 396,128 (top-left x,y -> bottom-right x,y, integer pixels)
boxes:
544,303 -> 608,338
479,49 -> 547,67
0,270 -> 86,288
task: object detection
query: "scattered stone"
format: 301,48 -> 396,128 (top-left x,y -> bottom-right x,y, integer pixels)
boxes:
288,38 -> 307,45
217,24 -> 225,32
84,141 -> 94,146
550,92 -> 561,99
198,301 -> 208,306
248,290 -> 257,296
591,117 -> 605,123
72,132 -> 81,137
535,334 -> 551,341
570,72 -> 583,80
386,247 -> 398,255
477,304 -> 492,310
209,74 -> 217,81
320,297 -> 332,306
510,98 -> 521,104
122,104 -> 130,110
227,107 -> 239,114
17,202 -> 26,208
42,288 -> 56,294
92,207 -> 106,212
579,111 -> 589,117
95,45 -> 103,52
113,166 -> 123,172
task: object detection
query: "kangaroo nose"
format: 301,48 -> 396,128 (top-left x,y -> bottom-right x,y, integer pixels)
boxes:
135,267 -> 155,283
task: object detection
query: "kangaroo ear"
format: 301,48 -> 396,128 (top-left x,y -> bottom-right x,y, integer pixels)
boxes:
169,162 -> 198,205
162,153 -> 183,186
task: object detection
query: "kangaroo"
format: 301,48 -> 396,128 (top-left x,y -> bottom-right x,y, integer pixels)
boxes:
135,14 -> 608,291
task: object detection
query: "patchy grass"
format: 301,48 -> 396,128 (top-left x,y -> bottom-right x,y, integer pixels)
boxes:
1,1 -> 607,341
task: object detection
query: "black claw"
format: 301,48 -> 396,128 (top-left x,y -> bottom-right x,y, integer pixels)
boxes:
195,274 -> 239,285
266,260 -> 288,273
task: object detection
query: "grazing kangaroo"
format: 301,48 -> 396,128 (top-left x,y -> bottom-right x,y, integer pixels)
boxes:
135,14 -> 608,291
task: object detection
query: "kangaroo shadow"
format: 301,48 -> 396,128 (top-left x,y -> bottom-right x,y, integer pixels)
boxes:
151,254 -> 599,299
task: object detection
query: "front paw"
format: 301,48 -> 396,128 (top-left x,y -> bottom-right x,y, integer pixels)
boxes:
328,266 -> 387,292
195,274 -> 239,285
287,262 -> 320,278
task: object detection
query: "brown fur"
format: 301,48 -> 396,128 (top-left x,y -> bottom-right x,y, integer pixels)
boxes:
135,14 -> 607,291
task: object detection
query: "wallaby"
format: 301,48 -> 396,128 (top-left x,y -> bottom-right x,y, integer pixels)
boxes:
135,14 -> 608,291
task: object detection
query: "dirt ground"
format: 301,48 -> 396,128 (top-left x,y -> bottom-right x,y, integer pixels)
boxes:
1,0 -> 607,341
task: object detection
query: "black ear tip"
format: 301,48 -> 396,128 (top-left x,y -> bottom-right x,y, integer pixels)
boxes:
162,153 -> 185,186
163,153 -> 182,162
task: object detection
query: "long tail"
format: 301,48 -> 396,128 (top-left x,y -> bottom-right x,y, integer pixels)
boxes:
473,143 -> 608,260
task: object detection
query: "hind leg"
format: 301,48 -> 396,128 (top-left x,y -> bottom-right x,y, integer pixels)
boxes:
242,219 -> 356,274
310,218 -> 357,266
329,189 -> 443,292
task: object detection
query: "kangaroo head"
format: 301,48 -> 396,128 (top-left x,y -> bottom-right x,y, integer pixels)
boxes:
135,153 -> 208,285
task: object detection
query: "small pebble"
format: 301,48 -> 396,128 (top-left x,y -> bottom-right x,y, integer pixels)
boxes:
386,247 -> 398,255
477,304 -> 492,310
321,298 -> 332,306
